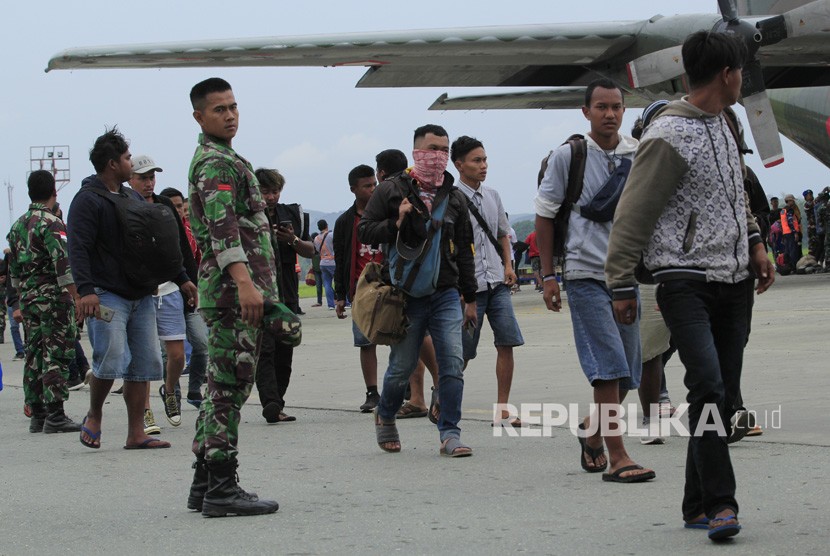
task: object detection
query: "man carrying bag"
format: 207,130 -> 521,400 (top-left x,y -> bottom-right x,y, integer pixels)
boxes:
357,124 -> 478,458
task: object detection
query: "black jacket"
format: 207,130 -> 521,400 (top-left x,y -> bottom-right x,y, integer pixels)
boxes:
357,171 -> 477,302
333,202 -> 381,302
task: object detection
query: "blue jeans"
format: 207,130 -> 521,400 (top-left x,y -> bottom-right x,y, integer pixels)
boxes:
462,283 -> 524,360
321,265 -> 336,309
185,310 -> 209,395
566,278 -> 641,389
7,306 -> 24,355
378,287 -> 465,441
657,279 -> 748,520
88,289 -> 162,381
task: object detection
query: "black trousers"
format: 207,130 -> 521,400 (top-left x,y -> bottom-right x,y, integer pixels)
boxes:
255,330 -> 294,411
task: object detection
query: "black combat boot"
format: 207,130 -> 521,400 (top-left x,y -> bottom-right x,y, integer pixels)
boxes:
29,404 -> 47,433
201,459 -> 278,517
188,458 -> 258,511
187,459 -> 209,511
43,402 -> 82,433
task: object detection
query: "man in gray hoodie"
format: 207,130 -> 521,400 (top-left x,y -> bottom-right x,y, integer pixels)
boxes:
535,79 -> 653,483
605,32 -> 774,541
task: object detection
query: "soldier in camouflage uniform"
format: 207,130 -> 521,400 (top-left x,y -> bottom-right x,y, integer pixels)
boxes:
0,257 -> 7,343
7,170 -> 81,434
186,77 -> 280,517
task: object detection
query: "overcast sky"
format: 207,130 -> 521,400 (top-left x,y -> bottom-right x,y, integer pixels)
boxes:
2,0 -> 828,243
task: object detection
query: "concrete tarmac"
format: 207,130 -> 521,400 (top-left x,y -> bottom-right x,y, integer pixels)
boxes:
1,274 -> 828,555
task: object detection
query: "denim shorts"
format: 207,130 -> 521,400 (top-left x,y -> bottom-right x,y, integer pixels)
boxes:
89,289 -> 163,381
566,279 -> 641,390
463,283 -> 524,360
154,290 -> 186,341
352,319 -> 373,348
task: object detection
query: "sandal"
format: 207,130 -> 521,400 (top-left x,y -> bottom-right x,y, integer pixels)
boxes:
440,437 -> 473,458
397,402 -> 428,419
79,414 -> 101,449
708,514 -> 741,541
428,387 -> 440,425
577,422 -> 607,472
374,408 -> 401,453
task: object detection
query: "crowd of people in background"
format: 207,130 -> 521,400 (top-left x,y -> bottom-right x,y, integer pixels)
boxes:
6,31 -> 819,544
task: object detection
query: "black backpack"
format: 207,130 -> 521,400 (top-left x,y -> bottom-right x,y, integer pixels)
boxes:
87,187 -> 183,289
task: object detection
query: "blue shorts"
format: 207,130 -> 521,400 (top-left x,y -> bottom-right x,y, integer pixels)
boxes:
89,289 -> 163,382
566,278 -> 641,390
352,319 -> 373,348
154,290 -> 186,341
462,283 -> 524,360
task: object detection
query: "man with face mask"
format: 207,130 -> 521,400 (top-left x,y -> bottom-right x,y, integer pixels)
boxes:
358,124 -> 478,458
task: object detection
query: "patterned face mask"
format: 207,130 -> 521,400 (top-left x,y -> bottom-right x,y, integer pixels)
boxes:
411,149 -> 448,188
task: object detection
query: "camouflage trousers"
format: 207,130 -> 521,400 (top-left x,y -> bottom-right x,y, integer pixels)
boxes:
192,308 -> 262,463
21,299 -> 76,405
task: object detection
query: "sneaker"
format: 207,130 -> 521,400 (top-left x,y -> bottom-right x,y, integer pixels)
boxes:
159,384 -> 182,426
359,391 -> 380,413
13,352 -> 25,360
144,408 -> 161,435
67,377 -> 84,391
640,416 -> 665,445
186,390 -> 203,409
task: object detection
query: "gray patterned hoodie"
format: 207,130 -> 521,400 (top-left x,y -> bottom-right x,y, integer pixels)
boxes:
605,99 -> 762,299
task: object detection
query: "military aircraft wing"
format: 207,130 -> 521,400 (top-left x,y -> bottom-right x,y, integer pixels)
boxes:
46,21 -> 647,85
428,90 -> 655,111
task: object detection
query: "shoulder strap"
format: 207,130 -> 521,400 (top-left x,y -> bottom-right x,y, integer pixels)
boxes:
566,136 -> 587,206
466,197 -> 505,264
395,187 -> 452,291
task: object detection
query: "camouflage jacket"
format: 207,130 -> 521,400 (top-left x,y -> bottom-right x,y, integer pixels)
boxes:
188,133 -> 278,309
7,202 -> 74,306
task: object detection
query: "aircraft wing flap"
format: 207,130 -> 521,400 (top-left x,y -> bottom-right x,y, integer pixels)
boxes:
428,90 -> 655,110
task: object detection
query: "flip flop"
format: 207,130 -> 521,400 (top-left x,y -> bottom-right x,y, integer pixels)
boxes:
397,402 -> 428,419
79,415 -> 101,449
278,412 -> 297,422
577,422 -> 607,473
684,516 -> 710,529
124,438 -> 171,450
491,418 -> 523,427
708,514 -> 741,540
601,464 -> 656,483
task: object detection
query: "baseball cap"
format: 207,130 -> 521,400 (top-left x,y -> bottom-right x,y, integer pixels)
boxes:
131,154 -> 163,174
802,189 -> 813,198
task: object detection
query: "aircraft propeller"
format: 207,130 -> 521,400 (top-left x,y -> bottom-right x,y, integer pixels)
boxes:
627,0 -> 830,167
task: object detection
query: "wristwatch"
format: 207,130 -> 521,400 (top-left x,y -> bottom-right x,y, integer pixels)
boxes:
291,236 -> 299,247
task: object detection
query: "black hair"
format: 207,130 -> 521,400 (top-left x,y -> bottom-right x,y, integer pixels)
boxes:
254,168 -> 285,192
317,219 -> 328,231
27,170 -> 56,202
159,187 -> 185,200
682,31 -> 747,89
584,78 -> 623,107
89,127 -> 129,173
348,164 -> 376,187
413,124 -> 448,144
770,196 -> 779,201
190,77 -> 232,110
375,149 -> 408,176
450,136 -> 484,163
